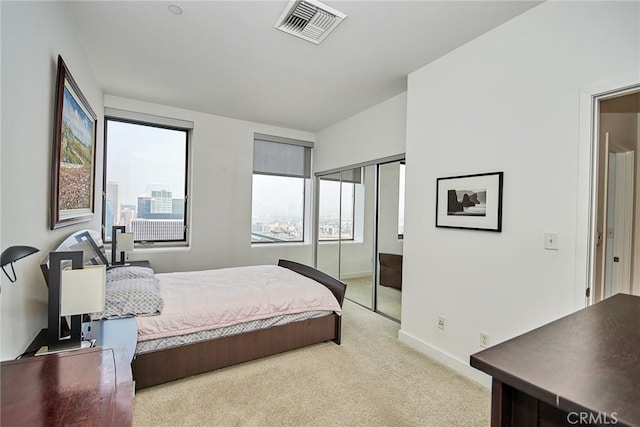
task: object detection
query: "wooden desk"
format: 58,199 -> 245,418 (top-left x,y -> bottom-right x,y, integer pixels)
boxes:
1,346 -> 133,426
471,294 -> 640,427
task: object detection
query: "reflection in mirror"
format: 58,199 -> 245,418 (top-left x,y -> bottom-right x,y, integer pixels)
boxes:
315,158 -> 404,321
339,166 -> 374,309
376,161 -> 404,320
316,173 -> 341,279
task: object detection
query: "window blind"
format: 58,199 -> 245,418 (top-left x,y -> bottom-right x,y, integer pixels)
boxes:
253,134 -> 312,179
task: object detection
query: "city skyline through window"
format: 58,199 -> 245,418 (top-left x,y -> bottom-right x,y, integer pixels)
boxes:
104,119 -> 188,243
251,174 -> 305,242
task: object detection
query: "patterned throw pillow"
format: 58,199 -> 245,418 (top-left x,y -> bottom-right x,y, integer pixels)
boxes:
106,266 -> 154,282
91,275 -> 163,320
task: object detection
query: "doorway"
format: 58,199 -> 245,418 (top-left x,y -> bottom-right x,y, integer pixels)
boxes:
315,156 -> 405,321
592,90 -> 640,303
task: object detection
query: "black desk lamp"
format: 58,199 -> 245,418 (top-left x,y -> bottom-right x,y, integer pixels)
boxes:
1,246 -> 39,283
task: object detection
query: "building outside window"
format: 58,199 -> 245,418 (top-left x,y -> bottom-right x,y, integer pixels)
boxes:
103,113 -> 191,244
251,134 -> 312,243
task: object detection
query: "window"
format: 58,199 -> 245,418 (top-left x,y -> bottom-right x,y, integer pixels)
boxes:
103,113 -> 191,245
251,134 -> 312,243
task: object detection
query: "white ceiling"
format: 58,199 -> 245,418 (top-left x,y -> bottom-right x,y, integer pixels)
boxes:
68,1 -> 541,132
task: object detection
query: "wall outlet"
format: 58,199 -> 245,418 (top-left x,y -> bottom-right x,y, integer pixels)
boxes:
544,232 -> 559,250
480,332 -> 490,348
437,315 -> 446,331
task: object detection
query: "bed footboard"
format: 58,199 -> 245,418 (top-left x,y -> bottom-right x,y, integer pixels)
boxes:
132,314 -> 339,389
278,259 -> 346,307
278,259 -> 346,345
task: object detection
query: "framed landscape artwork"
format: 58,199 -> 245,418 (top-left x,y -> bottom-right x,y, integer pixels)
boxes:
50,55 -> 97,229
436,171 -> 504,232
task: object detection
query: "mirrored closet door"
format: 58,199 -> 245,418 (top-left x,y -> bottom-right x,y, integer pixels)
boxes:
315,157 -> 405,321
375,161 -> 404,320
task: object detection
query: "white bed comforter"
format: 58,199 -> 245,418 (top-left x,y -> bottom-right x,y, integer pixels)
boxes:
136,265 -> 342,342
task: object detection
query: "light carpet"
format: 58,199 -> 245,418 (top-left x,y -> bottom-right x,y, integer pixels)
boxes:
133,300 -> 490,426
343,276 -> 402,320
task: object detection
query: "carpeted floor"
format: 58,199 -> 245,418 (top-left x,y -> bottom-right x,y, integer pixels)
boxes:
133,300 -> 490,426
343,276 -> 402,320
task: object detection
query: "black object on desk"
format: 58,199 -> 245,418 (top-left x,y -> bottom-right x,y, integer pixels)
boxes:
471,293 -> 640,427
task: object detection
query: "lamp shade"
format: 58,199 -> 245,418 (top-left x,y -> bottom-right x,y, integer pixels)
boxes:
60,265 -> 106,316
116,232 -> 134,252
1,246 -> 39,267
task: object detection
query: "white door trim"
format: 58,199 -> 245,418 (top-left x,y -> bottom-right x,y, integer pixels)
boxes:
577,76 -> 640,309
611,148 -> 634,295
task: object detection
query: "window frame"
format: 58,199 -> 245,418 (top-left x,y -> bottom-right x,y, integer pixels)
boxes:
102,116 -> 191,246
251,134 -> 313,245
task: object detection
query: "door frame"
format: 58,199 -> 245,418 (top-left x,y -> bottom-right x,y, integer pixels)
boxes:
597,134 -> 635,301
579,80 -> 640,308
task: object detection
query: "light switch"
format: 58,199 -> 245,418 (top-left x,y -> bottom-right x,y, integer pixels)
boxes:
545,232 -> 559,250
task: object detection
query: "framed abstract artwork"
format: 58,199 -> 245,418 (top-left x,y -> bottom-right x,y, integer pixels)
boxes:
436,172 -> 503,232
50,55 -> 97,229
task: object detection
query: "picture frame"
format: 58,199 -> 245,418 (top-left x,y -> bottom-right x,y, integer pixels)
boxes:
436,171 -> 503,232
50,55 -> 97,229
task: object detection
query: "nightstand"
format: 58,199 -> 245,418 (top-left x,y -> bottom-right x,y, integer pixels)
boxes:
23,317 -> 138,363
85,317 -> 137,362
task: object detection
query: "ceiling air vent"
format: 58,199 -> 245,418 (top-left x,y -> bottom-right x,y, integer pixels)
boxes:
274,0 -> 347,45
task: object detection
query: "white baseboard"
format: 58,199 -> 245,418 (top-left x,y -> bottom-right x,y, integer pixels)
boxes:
398,329 -> 491,388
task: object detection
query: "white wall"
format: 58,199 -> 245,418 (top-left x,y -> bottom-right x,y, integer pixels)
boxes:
401,1 -> 639,384
314,92 -> 407,173
104,96 -> 315,274
1,2 -> 104,359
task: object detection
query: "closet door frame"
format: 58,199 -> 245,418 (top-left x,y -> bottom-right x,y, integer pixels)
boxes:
314,154 -> 405,320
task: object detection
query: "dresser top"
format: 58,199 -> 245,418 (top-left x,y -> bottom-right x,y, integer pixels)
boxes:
471,294 -> 640,427
1,346 -> 133,426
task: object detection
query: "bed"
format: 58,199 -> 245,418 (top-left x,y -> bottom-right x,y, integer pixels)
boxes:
42,230 -> 346,390
131,259 -> 345,389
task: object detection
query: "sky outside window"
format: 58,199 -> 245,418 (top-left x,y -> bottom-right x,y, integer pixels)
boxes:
106,121 -> 186,204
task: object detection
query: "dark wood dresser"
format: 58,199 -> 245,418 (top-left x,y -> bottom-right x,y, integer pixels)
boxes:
471,293 -> 640,427
1,346 -> 133,426
379,252 -> 402,289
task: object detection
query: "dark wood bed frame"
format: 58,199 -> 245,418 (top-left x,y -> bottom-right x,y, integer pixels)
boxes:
131,259 -> 346,390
